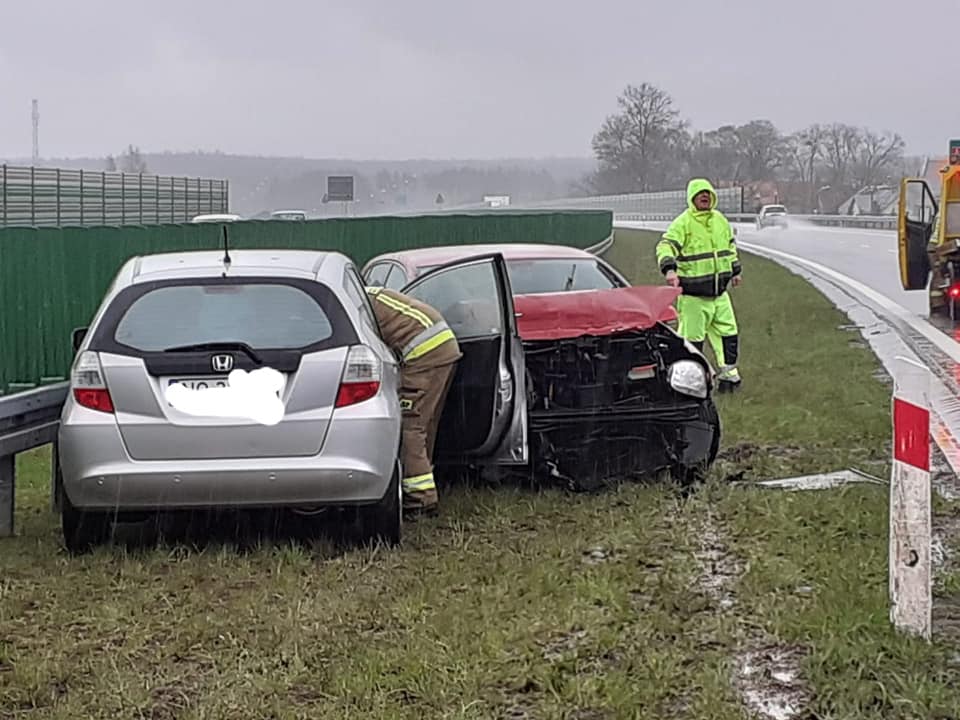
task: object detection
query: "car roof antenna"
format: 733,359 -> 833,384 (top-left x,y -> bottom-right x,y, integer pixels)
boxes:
221,224 -> 232,277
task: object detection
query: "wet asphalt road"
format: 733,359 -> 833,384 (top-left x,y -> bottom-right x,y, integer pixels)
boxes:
619,219 -> 927,318
730,221 -> 927,318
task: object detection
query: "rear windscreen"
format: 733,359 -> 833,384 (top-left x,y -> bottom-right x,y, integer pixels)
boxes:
765,206 -> 786,214
113,283 -> 335,352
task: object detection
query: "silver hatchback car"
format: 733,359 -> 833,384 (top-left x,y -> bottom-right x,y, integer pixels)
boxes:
57,248 -> 403,552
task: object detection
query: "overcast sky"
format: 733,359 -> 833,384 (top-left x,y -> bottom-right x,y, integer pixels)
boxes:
0,0 -> 953,160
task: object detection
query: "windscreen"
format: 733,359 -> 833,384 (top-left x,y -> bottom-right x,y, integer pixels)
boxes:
505,259 -> 619,294
766,206 -> 786,214
112,283 -> 335,352
416,258 -> 620,295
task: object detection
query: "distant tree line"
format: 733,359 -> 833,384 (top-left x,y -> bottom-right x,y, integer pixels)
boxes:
586,82 -> 913,213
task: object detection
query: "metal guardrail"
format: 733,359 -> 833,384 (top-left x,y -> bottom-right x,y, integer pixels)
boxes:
614,212 -> 897,231
0,164 -> 230,227
0,382 -> 68,536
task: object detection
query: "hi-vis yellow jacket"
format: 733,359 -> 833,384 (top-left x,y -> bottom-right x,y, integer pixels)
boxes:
366,287 -> 462,369
656,178 -> 742,298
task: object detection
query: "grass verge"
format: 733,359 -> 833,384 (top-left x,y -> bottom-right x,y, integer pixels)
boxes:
0,227 -> 955,719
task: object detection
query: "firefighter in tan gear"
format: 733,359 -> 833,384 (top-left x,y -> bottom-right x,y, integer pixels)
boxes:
366,286 -> 462,514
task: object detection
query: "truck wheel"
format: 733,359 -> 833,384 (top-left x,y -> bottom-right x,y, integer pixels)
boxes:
357,460 -> 402,547
61,487 -> 112,554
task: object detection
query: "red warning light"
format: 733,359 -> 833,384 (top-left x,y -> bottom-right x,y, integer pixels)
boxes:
949,284 -> 960,299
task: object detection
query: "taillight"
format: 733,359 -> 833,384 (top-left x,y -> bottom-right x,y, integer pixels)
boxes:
335,345 -> 381,408
72,351 -> 114,413
949,284 -> 960,299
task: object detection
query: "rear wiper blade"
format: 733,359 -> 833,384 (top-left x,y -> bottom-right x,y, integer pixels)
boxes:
162,341 -> 264,364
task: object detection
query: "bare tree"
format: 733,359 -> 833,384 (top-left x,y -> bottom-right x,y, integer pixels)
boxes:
822,124 -> 862,191
591,113 -> 635,193
688,126 -> 740,182
588,83 -> 912,206
591,83 -> 688,193
852,129 -> 905,189
786,125 -> 825,185
784,124 -> 827,211
734,120 -> 786,181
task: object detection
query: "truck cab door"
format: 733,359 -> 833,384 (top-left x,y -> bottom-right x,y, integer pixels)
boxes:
898,178 -> 938,291
401,253 -> 528,466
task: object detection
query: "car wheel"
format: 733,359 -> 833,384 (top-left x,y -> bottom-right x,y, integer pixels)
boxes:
671,398 -> 721,487
357,460 -> 402,547
60,486 -> 112,554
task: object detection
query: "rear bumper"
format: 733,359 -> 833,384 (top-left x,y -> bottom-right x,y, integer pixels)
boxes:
58,411 -> 401,511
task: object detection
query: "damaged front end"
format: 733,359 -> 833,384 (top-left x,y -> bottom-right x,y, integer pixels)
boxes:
522,327 -> 720,491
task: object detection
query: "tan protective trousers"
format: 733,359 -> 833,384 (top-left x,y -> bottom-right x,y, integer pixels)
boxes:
398,360 -> 458,495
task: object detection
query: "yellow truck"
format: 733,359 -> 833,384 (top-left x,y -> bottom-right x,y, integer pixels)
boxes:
899,141 -> 960,319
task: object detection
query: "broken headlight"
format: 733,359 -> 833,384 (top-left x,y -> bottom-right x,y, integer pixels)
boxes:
668,360 -> 708,399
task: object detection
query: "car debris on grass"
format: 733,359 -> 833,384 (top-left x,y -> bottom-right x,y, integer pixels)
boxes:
0,228 -> 957,719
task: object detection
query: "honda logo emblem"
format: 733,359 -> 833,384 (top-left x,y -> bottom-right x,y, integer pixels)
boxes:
211,354 -> 234,373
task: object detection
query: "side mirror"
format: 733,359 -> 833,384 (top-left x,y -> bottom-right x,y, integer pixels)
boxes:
71,327 -> 88,353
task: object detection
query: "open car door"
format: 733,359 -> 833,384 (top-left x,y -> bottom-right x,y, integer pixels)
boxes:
401,253 -> 527,466
898,178 -> 938,291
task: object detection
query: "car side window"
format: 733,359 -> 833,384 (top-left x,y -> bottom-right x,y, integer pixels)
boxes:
365,263 -> 390,287
343,268 -> 379,331
404,260 -> 503,339
383,265 -> 408,290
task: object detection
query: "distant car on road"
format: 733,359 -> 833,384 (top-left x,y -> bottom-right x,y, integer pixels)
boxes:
58,249 -> 404,552
362,243 -> 721,491
191,213 -> 243,224
756,204 -> 789,230
270,210 -> 307,222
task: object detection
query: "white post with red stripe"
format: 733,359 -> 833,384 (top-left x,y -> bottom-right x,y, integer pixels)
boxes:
889,356 -> 932,641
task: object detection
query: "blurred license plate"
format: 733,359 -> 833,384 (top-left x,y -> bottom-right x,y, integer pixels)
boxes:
166,377 -> 229,390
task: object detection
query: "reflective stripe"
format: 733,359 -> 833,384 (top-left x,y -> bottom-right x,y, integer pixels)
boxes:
373,291 -> 433,328
718,366 -> 741,381
678,250 -> 733,262
663,238 -> 682,253
406,329 -> 456,361
401,321 -> 452,358
403,473 -> 436,492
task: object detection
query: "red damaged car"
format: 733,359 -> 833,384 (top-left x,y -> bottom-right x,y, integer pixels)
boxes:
362,244 -> 720,490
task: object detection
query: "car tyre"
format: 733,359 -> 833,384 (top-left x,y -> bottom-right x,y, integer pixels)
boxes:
357,460 -> 402,547
60,486 -> 112,554
671,398 -> 721,487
